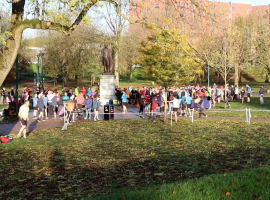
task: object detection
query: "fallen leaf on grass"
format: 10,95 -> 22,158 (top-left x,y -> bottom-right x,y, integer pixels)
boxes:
226,192 -> 231,196
260,172 -> 263,174
172,190 -> 176,194
123,197 -> 126,200
232,183 -> 235,186
253,194 -> 259,198
257,178 -> 261,182
222,190 -> 226,193
224,169 -> 229,172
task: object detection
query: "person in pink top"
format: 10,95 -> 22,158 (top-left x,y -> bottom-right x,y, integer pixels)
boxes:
76,92 -> 85,110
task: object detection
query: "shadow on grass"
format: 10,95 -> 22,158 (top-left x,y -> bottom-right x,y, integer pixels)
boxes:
1,144 -> 270,199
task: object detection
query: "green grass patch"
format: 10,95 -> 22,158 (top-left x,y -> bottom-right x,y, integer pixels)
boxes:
93,166 -> 270,200
1,119 -> 270,199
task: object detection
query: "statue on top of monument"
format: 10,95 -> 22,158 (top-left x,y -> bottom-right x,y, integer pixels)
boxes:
101,44 -> 113,74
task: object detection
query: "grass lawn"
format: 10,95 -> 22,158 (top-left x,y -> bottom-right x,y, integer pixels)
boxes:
205,97 -> 270,119
1,119 -> 270,199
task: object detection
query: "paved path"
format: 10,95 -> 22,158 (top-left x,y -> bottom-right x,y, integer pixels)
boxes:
0,104 -> 269,136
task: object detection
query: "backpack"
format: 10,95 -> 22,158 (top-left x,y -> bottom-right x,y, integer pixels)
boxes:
1,136 -> 13,144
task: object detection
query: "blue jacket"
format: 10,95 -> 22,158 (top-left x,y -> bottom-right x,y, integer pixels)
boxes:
84,98 -> 93,108
92,99 -> 100,109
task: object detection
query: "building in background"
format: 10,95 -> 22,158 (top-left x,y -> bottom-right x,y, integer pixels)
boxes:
129,0 -> 270,41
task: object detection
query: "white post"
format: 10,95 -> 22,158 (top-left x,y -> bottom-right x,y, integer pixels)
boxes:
192,108 -> 194,123
171,111 -> 172,126
246,108 -> 248,122
249,108 -> 251,125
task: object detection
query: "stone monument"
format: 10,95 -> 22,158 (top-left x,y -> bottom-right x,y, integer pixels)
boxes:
99,44 -> 116,105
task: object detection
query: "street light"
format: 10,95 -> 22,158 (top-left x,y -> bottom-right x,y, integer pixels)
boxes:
37,53 -> 45,88
36,54 -> 40,86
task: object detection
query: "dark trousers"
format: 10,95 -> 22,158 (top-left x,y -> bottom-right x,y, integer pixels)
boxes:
139,105 -> 145,114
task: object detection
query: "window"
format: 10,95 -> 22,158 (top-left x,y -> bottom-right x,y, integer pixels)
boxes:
232,14 -> 234,19
232,7 -> 234,12
247,8 -> 250,13
132,4 -> 137,10
141,11 -> 146,18
238,7 -> 240,12
154,3 -> 158,8
166,9 -> 170,16
154,18 -> 159,24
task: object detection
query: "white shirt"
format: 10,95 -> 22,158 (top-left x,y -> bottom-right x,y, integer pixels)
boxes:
172,99 -> 180,108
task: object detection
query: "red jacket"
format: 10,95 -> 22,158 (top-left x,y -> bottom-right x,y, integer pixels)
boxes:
81,88 -> 86,95
151,99 -> 158,110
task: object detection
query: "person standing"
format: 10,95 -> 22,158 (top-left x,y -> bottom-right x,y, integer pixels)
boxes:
198,98 -> 207,118
17,100 -> 30,138
62,92 -> 70,105
92,95 -> 100,121
1,87 -> 6,104
138,95 -> 145,118
233,85 -> 238,102
121,90 -> 128,113
259,86 -> 264,105
76,91 -> 85,110
246,84 -> 252,103
81,86 -> 86,96
172,96 -> 180,123
32,93 -> 38,119
87,87 -> 92,97
240,85 -> 246,104
84,95 -> 93,120
51,92 -> 58,119
37,93 -> 45,122
74,86 -> 79,97
151,95 -> 159,123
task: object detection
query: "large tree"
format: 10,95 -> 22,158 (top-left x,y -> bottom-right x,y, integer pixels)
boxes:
137,28 -> 202,87
0,0 -> 134,87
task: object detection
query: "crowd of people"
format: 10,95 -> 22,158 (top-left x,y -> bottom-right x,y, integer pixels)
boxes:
114,84 -> 260,122
0,83 -> 265,137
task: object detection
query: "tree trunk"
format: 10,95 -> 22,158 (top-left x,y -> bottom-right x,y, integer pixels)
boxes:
234,64 -> 239,88
265,74 -> 269,83
75,75 -> 78,86
0,27 -> 24,87
239,71 -> 242,83
54,78 -> 56,86
129,69 -> 133,83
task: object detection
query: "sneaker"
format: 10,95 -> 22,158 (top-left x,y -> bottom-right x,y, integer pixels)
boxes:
205,115 -> 208,119
23,136 -> 27,139
94,119 -> 97,122
37,119 -> 40,122
68,123 -> 73,125
153,120 -> 157,123
17,134 -> 21,138
84,117 -> 87,120
42,119 -> 46,121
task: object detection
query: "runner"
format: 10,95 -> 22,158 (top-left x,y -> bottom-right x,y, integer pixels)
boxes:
240,85 -> 245,104
246,84 -> 252,103
121,90 -> 128,113
17,100 -> 30,138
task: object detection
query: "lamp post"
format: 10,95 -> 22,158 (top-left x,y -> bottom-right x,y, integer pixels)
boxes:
36,54 -> 40,87
39,53 -> 45,88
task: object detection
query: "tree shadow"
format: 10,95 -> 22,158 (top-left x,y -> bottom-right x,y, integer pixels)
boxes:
1,144 -> 270,199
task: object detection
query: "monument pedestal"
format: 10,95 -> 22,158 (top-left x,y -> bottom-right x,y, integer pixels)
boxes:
99,74 -> 116,105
